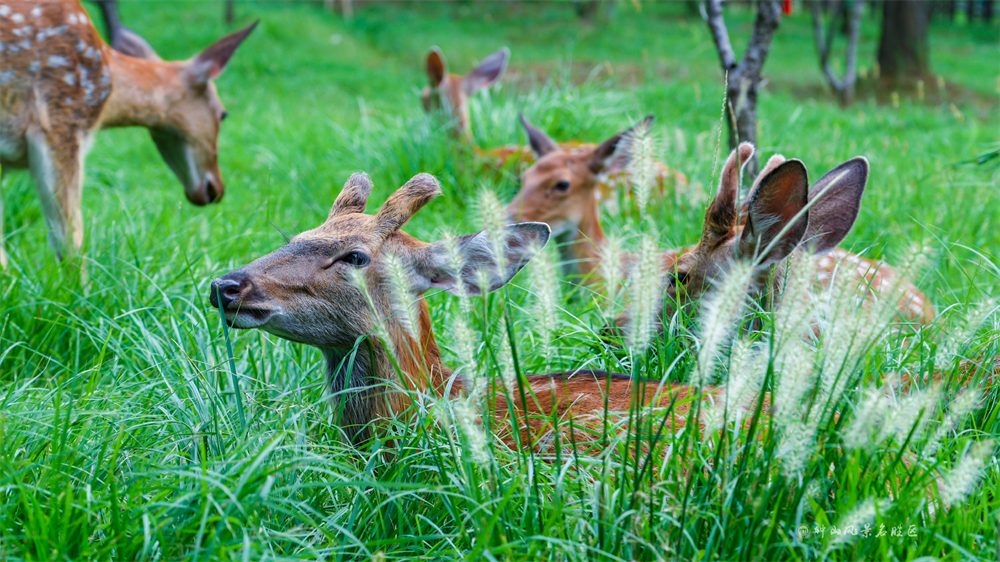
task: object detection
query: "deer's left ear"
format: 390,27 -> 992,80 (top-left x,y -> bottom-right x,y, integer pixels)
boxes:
802,157 -> 869,254
588,114 -> 654,176
412,223 -> 551,296
463,47 -> 510,94
738,159 -> 809,266
187,20 -> 258,86
112,27 -> 162,61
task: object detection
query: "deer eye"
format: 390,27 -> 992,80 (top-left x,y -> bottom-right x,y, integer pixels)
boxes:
670,271 -> 689,287
553,180 -> 571,193
341,251 -> 370,267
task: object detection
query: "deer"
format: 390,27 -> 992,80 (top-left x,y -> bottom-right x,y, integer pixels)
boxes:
478,113 -> 688,205
208,172 -> 990,457
0,0 -> 256,265
208,172 -> 741,450
506,127 -> 936,329
646,142 -> 936,329
421,46 -> 510,140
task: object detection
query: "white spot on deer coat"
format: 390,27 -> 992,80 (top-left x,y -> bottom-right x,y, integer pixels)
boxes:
28,60 -> 39,73
77,13 -> 87,24
67,13 -> 77,24
0,70 -> 14,85
30,6 -> 39,17
63,72 -> 75,86
36,25 -> 67,41
10,12 -> 23,23
0,6 -> 11,18
47,55 -> 68,67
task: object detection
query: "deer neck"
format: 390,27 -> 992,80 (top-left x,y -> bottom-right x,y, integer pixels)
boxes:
319,302 -> 454,444
559,193 -> 607,280
99,48 -> 183,130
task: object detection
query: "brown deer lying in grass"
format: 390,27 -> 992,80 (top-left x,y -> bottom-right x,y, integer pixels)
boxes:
209,171 -> 988,455
0,0 -> 255,264
508,137 -> 935,328
480,114 -> 688,209
209,173 -> 723,448
421,46 -> 510,140
644,143 -> 935,328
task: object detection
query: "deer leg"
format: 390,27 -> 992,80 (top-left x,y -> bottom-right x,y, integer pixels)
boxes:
26,129 -> 85,261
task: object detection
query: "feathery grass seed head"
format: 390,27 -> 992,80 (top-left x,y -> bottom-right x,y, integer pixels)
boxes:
695,260 -> 752,386
477,189 -> 508,278
940,439 -> 994,507
627,234 -> 662,354
384,252 -> 420,341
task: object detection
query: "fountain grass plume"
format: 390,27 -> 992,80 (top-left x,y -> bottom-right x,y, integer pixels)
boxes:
599,234 -> 626,319
385,252 -> 420,342
694,260 -> 753,386
625,118 -> 656,215
939,439 -> 995,507
530,242 -> 561,364
477,189 -> 509,279
627,234 -> 663,355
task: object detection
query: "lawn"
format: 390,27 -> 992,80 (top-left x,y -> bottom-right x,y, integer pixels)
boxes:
0,1 -> 998,560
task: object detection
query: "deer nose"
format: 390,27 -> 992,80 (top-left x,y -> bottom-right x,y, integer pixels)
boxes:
210,273 -> 251,309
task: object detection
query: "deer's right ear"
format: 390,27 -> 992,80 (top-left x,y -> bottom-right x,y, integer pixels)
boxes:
463,47 -> 510,94
426,47 -> 447,87
802,157 -> 869,254
112,27 -> 162,61
519,113 -> 559,157
704,143 -> 755,237
738,159 -> 809,266
413,223 -> 551,296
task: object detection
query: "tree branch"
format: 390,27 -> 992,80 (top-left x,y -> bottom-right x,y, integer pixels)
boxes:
740,1 -> 782,80
706,0 -> 738,70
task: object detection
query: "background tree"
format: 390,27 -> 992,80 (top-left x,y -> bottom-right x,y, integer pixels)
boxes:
809,0 -> 863,104
877,1 -> 932,87
705,0 -> 783,176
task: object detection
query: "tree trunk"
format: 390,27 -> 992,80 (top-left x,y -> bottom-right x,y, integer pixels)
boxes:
225,0 -> 235,24
810,0 -> 863,105
705,0 -> 782,177
877,0 -> 931,86
576,0 -> 600,20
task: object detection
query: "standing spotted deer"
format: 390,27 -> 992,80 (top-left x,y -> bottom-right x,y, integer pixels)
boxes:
421,46 -> 510,140
0,0 -> 256,264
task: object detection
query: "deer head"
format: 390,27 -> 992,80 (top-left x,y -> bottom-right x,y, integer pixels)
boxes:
112,22 -> 257,205
661,143 -> 869,319
209,172 -> 549,443
420,46 -> 510,139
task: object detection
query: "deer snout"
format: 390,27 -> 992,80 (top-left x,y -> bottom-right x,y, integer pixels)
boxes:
210,272 -> 252,309
189,173 -> 224,206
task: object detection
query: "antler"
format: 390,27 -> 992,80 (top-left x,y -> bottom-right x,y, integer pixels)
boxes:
374,173 -> 443,238
328,172 -> 374,219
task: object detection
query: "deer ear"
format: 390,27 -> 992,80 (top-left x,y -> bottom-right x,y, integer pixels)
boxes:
426,46 -> 447,87
705,143 -> 755,238
413,223 -> 551,296
112,27 -> 162,61
186,20 -> 258,86
589,114 -> 654,176
463,47 -> 510,94
802,157 -> 869,254
519,113 -> 559,157
738,159 -> 810,266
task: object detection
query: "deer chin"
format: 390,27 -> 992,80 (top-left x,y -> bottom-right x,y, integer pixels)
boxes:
224,306 -> 278,329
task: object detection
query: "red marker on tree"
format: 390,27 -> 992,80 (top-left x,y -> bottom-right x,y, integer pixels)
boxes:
784,0 -> 793,15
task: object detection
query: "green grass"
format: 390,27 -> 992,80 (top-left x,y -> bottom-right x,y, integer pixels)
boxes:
1,1 -> 998,560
